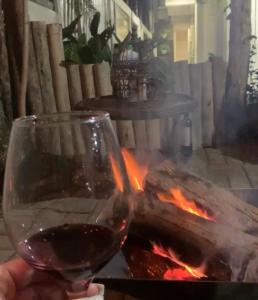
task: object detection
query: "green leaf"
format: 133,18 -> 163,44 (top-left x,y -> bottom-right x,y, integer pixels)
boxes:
90,12 -> 100,37
63,41 -> 81,63
93,52 -> 104,64
78,45 -> 95,64
88,36 -> 103,53
101,44 -> 112,63
78,33 -> 87,47
99,26 -> 115,46
62,15 -> 82,40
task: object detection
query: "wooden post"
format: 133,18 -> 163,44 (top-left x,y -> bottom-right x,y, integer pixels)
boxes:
133,120 -> 148,150
2,0 -> 24,117
160,117 -> 173,152
211,56 -> 226,147
47,23 -> 75,156
80,64 -> 96,100
201,61 -> 215,147
146,119 -> 161,150
93,62 -> 113,97
47,23 -> 71,112
27,26 -> 44,115
117,121 -> 136,149
172,61 -> 191,156
66,64 -> 83,109
31,22 -> 56,114
31,22 -> 61,155
189,63 -> 202,150
173,61 -> 191,96
224,0 -> 251,143
0,8 -> 13,121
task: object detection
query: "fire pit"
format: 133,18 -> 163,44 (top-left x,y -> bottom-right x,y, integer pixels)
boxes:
99,149 -> 258,283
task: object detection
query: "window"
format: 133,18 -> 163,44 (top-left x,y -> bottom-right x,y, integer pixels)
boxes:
115,4 -> 130,40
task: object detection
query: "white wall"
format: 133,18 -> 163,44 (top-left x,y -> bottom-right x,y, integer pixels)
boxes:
195,0 -> 229,63
28,0 -> 61,23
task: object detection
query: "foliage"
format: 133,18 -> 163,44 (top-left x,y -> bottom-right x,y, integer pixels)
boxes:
63,12 -> 114,64
246,39 -> 258,104
114,29 -> 158,61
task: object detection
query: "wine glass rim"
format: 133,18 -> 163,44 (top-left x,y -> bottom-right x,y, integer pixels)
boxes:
14,111 -> 111,127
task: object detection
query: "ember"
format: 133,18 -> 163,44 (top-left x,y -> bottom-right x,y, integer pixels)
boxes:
157,188 -> 214,221
152,243 -> 207,280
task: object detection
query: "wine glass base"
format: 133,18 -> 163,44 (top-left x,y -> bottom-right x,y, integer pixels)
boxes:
65,279 -> 104,299
66,284 -> 105,300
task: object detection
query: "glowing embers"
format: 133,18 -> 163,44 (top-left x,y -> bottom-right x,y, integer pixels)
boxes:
152,243 -> 207,280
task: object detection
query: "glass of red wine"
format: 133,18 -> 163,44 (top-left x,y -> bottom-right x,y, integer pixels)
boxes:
2,112 -> 132,299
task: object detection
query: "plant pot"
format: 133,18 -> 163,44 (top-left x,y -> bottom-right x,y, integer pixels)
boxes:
79,64 -> 96,99
93,62 -> 113,97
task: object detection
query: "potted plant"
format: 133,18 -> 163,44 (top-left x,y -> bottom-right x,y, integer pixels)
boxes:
112,25 -> 174,101
63,12 -> 114,99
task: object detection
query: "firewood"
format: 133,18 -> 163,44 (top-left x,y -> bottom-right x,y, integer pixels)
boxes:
132,160 -> 258,281
146,160 -> 258,233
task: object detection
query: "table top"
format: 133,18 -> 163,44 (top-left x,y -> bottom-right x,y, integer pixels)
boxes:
75,94 -> 197,120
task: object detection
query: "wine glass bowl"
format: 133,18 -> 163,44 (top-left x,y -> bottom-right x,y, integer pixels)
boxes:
2,112 -> 132,297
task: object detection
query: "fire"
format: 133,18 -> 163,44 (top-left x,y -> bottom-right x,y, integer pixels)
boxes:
110,154 -> 124,192
119,149 -> 213,221
121,149 -> 148,192
157,188 -> 214,221
152,243 -> 207,280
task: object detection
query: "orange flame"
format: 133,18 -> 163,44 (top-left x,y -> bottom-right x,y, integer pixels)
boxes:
152,243 -> 207,280
157,188 -> 214,221
110,154 -> 124,192
121,149 -> 148,192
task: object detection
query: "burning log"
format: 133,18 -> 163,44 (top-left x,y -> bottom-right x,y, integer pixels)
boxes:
145,160 -> 258,233
128,159 -> 258,281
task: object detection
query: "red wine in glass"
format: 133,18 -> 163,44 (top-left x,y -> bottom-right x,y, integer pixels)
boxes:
3,112 -> 132,299
19,224 -> 119,283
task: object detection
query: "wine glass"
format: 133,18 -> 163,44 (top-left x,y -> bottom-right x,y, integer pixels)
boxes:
2,112 -> 132,299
